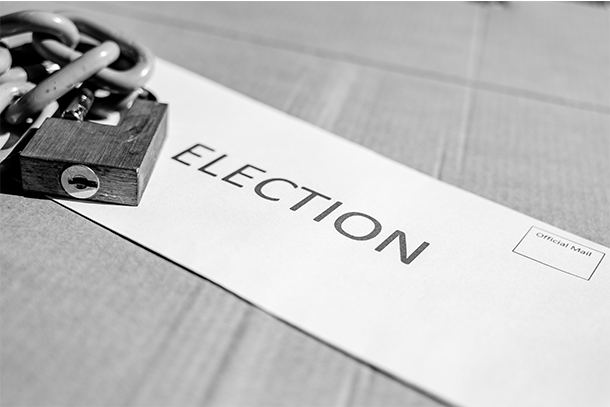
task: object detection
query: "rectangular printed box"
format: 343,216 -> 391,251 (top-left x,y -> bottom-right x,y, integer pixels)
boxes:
513,227 -> 605,280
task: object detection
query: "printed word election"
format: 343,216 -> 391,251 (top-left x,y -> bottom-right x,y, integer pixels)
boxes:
172,143 -> 430,266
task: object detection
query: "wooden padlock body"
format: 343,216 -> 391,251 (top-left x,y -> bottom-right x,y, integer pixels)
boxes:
20,98 -> 168,206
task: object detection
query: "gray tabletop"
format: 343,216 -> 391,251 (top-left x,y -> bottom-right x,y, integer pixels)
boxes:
2,2 -> 609,406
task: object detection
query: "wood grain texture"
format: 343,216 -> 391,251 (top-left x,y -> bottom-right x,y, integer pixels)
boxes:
1,2 -> 609,407
479,2 -> 610,108
87,1 -> 610,112
20,99 -> 168,205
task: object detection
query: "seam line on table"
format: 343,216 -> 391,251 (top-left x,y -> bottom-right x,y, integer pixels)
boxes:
198,307 -> 253,405
457,5 -> 489,178
336,364 -> 364,407
67,1 -> 610,116
123,284 -> 204,405
434,5 -> 488,181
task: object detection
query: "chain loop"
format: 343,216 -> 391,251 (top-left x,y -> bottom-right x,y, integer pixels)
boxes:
0,47 -> 12,76
0,11 -> 79,48
33,12 -> 154,92
0,11 -> 155,126
5,41 -> 120,124
0,81 -> 35,113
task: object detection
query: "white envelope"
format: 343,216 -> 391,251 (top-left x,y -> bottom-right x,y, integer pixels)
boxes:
57,60 -> 609,407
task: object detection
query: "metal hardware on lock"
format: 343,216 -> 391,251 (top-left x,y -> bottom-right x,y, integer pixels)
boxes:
60,165 -> 100,199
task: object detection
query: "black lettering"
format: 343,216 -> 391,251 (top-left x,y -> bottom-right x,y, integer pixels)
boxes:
375,230 -> 429,265
198,154 -> 228,177
171,143 -> 214,166
254,178 -> 298,201
314,201 -> 343,222
334,212 -> 382,241
290,187 -> 331,211
222,164 -> 266,188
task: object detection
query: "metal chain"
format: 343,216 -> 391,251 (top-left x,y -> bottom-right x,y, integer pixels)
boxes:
0,10 -> 155,124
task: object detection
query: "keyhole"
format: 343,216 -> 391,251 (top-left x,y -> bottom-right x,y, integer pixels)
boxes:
61,165 -> 100,199
68,175 -> 98,190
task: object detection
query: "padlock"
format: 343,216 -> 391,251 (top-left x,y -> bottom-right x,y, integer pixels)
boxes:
19,98 -> 168,206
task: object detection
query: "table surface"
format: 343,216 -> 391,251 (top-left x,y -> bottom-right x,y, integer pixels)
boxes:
2,2 -> 609,406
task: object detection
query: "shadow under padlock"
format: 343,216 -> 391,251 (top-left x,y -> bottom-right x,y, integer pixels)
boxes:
19,98 -> 168,206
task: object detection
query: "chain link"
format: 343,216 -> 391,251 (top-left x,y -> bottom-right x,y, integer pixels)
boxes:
0,10 -> 155,124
